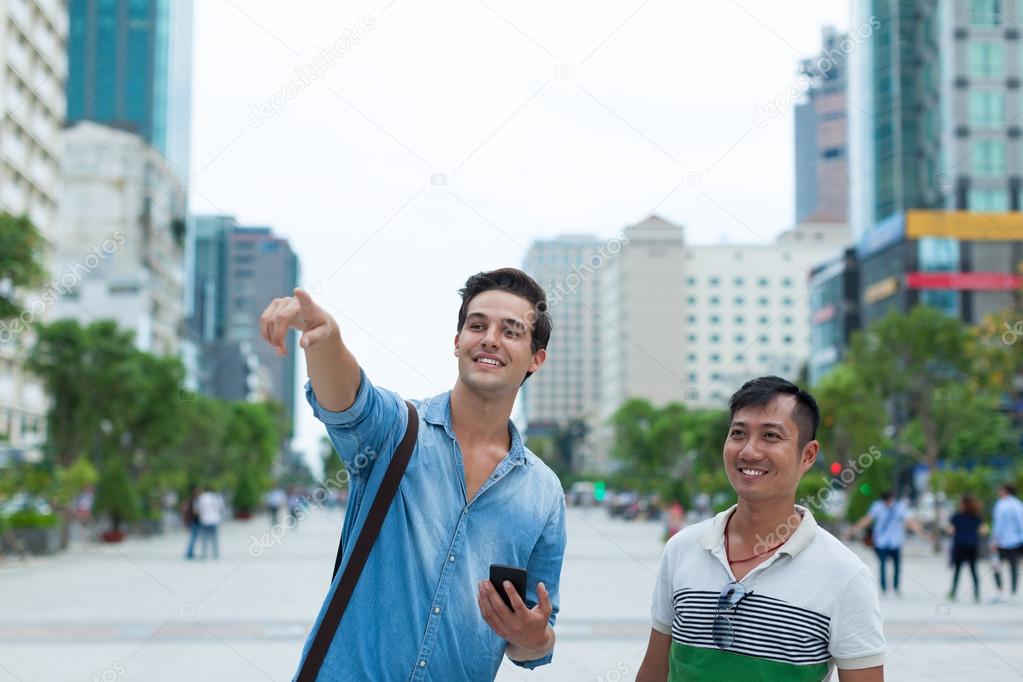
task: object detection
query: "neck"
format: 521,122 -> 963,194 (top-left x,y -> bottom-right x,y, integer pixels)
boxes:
449,380 -> 515,448
730,497 -> 801,547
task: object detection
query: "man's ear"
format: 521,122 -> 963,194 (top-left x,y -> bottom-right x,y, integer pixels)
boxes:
800,440 -> 820,474
453,332 -> 460,357
528,347 -> 547,374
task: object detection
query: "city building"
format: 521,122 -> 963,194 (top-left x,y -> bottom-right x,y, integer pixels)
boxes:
805,1 -> 1023,382
0,0 -> 68,462
66,0 -> 194,176
681,222 -> 848,405
190,216 -> 300,425
795,26 -> 849,224
53,122 -> 187,356
808,247 -> 859,386
522,235 -> 607,472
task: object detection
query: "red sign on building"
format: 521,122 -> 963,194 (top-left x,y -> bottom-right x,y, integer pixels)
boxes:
905,272 -> 1023,291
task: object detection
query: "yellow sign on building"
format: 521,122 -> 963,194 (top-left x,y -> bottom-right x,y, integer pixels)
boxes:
905,210 -> 1023,240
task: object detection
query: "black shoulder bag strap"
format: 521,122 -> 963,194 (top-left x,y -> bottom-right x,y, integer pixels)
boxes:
297,400 -> 418,682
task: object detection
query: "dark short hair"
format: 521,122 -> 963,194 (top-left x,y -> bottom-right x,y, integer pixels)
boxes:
457,268 -> 552,381
1001,484 -> 1017,497
728,376 -> 821,450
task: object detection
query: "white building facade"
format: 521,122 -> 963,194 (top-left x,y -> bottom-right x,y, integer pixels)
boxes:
53,122 -> 186,356
0,0 -> 67,461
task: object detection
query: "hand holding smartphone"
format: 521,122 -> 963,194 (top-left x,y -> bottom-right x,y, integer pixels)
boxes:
489,564 -> 527,612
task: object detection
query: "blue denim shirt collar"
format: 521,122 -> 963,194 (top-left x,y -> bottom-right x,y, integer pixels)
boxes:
422,391 -> 529,466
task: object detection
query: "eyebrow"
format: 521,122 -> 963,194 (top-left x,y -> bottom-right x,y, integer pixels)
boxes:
730,421 -> 789,433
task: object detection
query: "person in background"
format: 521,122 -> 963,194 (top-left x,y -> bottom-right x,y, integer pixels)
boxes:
946,495 -> 986,603
181,485 -> 201,560
848,490 -> 927,597
266,486 -> 287,527
990,484 -> 1023,603
194,486 -> 225,560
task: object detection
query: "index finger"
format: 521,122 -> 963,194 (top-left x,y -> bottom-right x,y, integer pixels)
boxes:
503,581 -> 528,615
535,582 -> 553,619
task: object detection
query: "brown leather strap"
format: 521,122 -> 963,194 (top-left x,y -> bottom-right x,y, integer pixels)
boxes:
297,400 -> 418,681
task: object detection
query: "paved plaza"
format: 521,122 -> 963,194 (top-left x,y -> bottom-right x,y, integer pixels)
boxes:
1,506 -> 1022,681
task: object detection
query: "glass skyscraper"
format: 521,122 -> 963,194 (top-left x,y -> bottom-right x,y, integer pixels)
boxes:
67,0 -> 193,175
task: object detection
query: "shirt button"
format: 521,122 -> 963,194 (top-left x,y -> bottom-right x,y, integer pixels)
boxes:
434,606 -> 441,614
419,660 -> 427,668
448,555 -> 455,562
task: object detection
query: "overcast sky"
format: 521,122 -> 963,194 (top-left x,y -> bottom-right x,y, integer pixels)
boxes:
189,0 -> 850,466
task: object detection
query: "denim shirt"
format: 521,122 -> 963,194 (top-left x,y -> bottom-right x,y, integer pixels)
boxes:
295,371 -> 567,681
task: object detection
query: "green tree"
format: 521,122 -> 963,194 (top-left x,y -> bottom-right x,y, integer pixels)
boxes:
0,212 -> 48,320
93,459 -> 140,534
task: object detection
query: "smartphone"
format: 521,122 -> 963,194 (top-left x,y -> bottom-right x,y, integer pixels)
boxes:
489,564 -> 528,612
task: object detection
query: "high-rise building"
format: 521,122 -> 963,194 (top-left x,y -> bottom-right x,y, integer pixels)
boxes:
53,122 -> 187,356
0,0 -> 68,462
594,216 -> 687,469
682,223 -> 848,404
190,217 -> 300,424
807,247 -> 859,386
66,0 -> 193,176
522,235 -> 607,472
794,27 -> 849,224
806,1 -> 1023,384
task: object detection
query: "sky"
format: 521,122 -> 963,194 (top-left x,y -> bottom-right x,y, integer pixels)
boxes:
189,0 -> 851,467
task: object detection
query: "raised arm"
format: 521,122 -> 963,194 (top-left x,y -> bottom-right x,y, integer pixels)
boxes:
259,288 -> 360,411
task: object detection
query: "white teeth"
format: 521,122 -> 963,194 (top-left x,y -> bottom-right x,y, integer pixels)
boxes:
741,468 -> 765,476
476,358 -> 500,366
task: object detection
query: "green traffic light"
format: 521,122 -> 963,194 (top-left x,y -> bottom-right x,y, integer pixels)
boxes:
859,483 -> 872,496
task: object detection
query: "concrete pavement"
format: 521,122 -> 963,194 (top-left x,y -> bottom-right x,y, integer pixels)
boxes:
0,506 -> 1021,681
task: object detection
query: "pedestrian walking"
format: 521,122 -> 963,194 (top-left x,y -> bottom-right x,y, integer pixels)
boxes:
946,495 -> 986,603
990,484 -> 1023,603
848,490 -> 927,596
637,377 -> 885,681
266,487 -> 286,527
194,486 -> 225,560
181,485 -> 200,560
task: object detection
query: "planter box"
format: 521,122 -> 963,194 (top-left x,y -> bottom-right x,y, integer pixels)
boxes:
233,510 -> 253,520
101,530 -> 126,543
5,527 -> 60,555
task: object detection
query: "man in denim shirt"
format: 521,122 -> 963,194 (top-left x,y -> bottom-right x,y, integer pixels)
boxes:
260,268 -> 567,680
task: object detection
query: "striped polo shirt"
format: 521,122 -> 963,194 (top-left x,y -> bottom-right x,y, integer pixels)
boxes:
651,504 -> 885,681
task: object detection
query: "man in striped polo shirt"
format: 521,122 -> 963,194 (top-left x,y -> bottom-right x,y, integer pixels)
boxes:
637,376 -> 885,681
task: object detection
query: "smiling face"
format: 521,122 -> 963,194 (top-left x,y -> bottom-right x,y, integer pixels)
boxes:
723,395 -> 818,505
454,290 -> 546,396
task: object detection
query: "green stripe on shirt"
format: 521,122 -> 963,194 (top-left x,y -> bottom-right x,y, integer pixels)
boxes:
670,642 -> 830,682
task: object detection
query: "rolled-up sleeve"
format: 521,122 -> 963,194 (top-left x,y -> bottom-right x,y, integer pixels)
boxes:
511,490 -> 567,670
306,369 -> 406,482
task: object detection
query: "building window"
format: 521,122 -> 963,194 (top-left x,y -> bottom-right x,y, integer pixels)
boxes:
687,296 -> 697,304
969,91 -> 1005,127
782,278 -> 793,287
759,335 -> 769,345
734,315 -> 745,324
734,354 -> 745,362
735,334 -> 745,343
758,296 -> 769,306
688,372 -> 698,383
972,139 -> 1007,175
710,315 -> 721,324
783,316 -> 793,325
687,334 -> 697,342
970,42 -> 1004,77
969,187 -> 1009,210
734,296 -> 745,305
710,334 -> 721,343
970,0 -> 1001,25
734,277 -> 744,286
710,296 -> 720,305
687,315 -> 697,324
782,297 -> 793,306
757,277 -> 768,287
687,353 -> 697,362
758,315 -> 769,325
709,277 -> 720,286
686,277 -> 696,286
783,335 -> 794,345
710,354 -> 721,363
